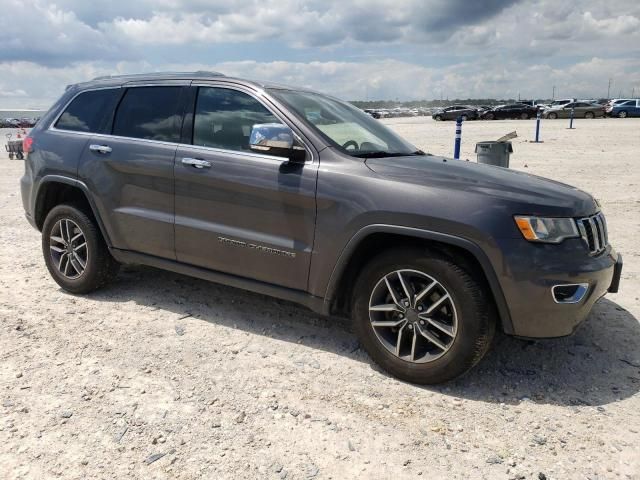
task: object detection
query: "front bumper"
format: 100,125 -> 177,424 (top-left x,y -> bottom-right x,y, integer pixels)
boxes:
495,237 -> 621,338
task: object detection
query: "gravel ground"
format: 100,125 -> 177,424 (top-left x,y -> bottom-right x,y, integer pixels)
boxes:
1,119 -> 639,480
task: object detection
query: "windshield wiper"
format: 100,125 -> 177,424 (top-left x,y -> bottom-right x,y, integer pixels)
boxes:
352,150 -> 426,158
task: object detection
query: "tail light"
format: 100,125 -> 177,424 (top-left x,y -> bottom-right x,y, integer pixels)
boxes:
23,136 -> 33,155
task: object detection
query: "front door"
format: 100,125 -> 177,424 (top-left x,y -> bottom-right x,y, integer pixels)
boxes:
174,85 -> 318,290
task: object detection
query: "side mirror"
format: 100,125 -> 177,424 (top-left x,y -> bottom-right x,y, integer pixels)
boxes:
249,123 -> 306,163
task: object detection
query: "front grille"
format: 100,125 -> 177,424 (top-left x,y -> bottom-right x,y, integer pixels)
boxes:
576,212 -> 608,255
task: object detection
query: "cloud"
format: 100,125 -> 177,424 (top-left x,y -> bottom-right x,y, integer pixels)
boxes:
0,0 -> 638,107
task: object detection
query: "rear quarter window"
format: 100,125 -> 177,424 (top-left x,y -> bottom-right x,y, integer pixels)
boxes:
55,89 -> 120,133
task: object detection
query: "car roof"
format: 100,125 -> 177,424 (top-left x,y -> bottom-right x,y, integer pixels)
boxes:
69,71 -> 320,95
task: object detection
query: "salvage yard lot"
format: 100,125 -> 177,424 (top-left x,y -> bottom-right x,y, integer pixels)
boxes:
1,118 -> 639,479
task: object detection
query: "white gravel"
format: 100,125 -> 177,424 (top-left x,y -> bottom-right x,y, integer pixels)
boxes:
1,119 -> 639,479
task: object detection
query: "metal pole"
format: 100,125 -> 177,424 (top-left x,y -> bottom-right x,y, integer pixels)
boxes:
607,78 -> 612,99
454,116 -> 462,159
568,107 -> 575,129
535,110 -> 541,142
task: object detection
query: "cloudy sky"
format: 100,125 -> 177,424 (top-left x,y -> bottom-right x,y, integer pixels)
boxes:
0,0 -> 639,108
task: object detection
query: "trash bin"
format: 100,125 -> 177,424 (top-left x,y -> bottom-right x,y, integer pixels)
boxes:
475,141 -> 513,168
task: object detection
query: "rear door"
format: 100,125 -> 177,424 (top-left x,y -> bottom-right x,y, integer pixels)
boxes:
173,84 -> 318,290
78,84 -> 188,259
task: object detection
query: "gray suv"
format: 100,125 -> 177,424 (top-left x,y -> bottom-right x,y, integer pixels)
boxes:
20,72 -> 622,384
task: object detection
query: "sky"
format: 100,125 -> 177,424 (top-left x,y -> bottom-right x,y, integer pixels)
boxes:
0,0 -> 639,108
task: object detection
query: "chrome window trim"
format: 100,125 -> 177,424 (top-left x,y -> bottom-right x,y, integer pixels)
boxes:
48,82 -> 316,164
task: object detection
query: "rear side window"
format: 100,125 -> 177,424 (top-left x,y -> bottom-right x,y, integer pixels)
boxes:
55,89 -> 120,133
113,87 -> 183,142
193,87 -> 278,151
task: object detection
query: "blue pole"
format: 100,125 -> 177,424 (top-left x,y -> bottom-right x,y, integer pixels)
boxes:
535,111 -> 541,142
454,116 -> 462,159
569,107 -> 575,129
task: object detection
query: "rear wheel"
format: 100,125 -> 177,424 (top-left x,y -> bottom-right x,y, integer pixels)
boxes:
618,111 -> 628,118
520,112 -> 529,120
352,248 -> 495,384
484,113 -> 494,120
548,112 -> 558,119
42,204 -> 119,294
434,115 -> 443,121
584,111 -> 595,119
460,115 -> 468,121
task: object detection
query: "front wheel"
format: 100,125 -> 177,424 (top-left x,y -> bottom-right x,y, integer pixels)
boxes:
42,204 -> 119,294
618,111 -> 628,118
584,111 -> 595,119
434,115 -> 442,121
548,112 -> 558,119
352,249 -> 495,384
484,113 -> 494,120
520,112 -> 529,120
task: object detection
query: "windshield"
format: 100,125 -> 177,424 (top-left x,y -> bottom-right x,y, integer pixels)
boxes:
269,89 -> 422,158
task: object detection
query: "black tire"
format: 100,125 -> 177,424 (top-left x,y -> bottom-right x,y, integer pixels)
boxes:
618,111 -> 628,118
16,152 -> 24,160
352,248 -> 496,384
548,112 -> 558,119
434,115 -> 443,121
460,115 -> 468,121
584,111 -> 595,119
520,112 -> 529,120
42,204 -> 119,294
485,113 -> 494,120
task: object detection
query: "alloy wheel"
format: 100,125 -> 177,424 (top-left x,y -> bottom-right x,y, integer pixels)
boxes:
368,269 -> 458,363
49,218 -> 88,279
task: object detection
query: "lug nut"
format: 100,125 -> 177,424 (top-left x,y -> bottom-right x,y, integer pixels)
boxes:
417,306 -> 423,311
398,314 -> 404,319
403,301 -> 410,307
419,319 -> 425,326
407,324 -> 413,330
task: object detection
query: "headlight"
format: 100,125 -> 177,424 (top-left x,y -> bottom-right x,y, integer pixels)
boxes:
514,216 -> 579,243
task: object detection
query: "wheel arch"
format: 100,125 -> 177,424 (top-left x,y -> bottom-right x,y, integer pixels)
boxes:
34,176 -> 112,246
324,225 -> 514,334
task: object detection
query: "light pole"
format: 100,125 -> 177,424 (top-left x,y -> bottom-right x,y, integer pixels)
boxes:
552,86 -> 556,100
607,78 -> 612,99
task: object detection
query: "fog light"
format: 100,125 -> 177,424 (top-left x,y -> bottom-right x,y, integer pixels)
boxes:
552,283 -> 589,304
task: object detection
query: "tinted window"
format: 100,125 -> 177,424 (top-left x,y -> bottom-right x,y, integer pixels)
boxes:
112,87 -> 183,142
621,100 -> 636,106
55,89 -> 120,133
193,87 -> 278,151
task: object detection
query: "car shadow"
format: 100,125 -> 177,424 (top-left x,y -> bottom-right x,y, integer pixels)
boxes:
89,265 -> 640,407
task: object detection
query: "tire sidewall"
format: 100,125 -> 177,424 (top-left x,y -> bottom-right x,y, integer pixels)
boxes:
41,205 -> 101,293
352,251 -> 491,383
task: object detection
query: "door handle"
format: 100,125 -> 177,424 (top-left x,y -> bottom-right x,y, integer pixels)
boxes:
89,144 -> 112,154
182,157 -> 211,169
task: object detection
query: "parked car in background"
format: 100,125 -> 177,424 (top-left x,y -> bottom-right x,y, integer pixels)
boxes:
432,105 -> 478,121
607,99 -> 640,118
544,98 -> 576,110
363,109 -> 381,119
544,102 -> 605,119
480,103 -> 538,120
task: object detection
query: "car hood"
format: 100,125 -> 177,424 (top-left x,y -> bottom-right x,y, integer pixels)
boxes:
365,154 -> 598,217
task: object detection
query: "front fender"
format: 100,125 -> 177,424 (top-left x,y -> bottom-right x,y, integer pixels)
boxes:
322,224 -> 514,334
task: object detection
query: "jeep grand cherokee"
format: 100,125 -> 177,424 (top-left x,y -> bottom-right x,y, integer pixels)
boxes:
20,72 -> 622,384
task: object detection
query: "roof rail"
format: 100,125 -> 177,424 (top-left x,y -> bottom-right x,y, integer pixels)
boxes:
91,71 -> 225,81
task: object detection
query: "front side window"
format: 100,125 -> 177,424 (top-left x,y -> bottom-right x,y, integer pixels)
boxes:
269,89 -> 420,158
193,87 -> 279,151
112,87 -> 183,142
55,89 -> 120,133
